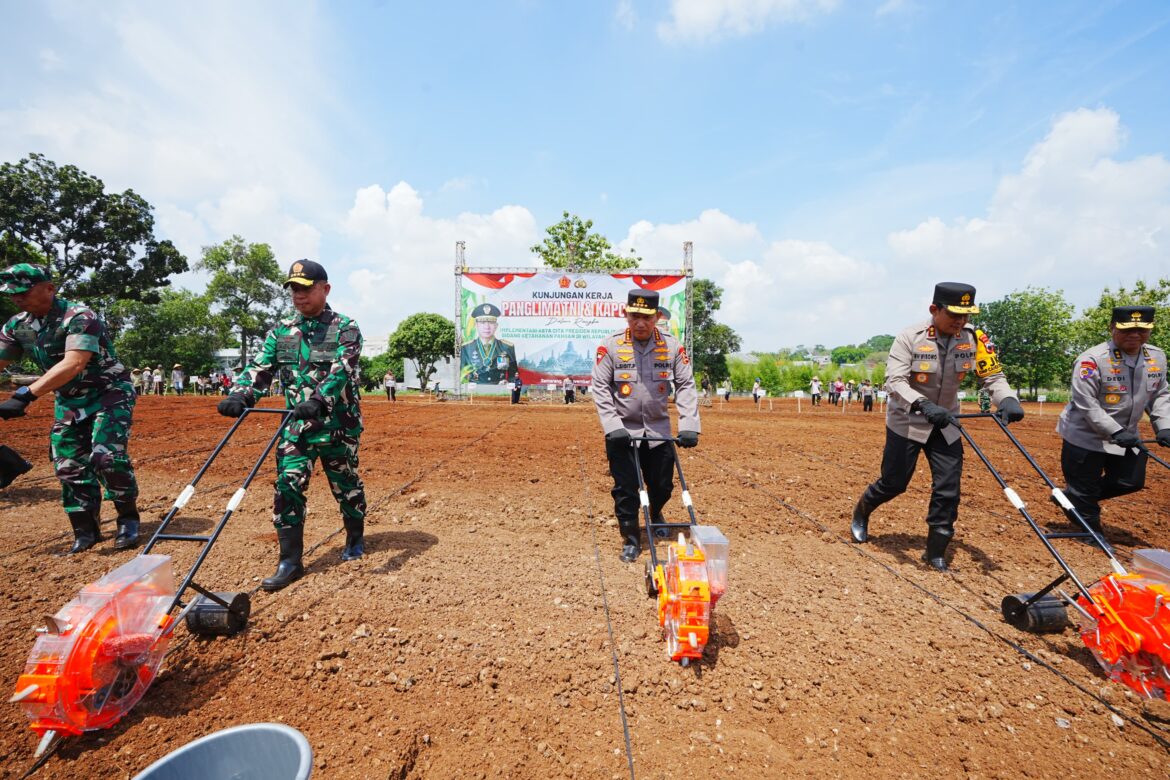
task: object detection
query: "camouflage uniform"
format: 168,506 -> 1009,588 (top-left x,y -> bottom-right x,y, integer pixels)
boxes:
231,305 -> 366,530
0,296 -> 139,514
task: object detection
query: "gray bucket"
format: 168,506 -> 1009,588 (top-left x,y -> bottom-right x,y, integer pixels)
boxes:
132,723 -> 312,780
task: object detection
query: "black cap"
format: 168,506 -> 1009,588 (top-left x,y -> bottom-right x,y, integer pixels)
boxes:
657,306 -> 671,321
1112,305 -> 1155,330
471,303 -> 502,321
933,282 -> 979,314
284,259 -> 328,288
626,289 -> 659,315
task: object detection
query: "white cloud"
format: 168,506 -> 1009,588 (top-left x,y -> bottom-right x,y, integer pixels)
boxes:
0,2 -> 341,276
888,108 -> 1170,304
658,0 -> 839,43
615,0 -> 637,31
875,0 -> 911,17
340,183 -> 540,339
615,209 -> 883,348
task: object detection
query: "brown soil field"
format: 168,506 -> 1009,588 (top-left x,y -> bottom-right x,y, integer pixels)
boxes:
2,394 -> 1170,778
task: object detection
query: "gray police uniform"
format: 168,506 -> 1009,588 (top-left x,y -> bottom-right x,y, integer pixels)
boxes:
1056,341 -> 1170,529
862,320 -> 1015,533
592,327 -> 699,535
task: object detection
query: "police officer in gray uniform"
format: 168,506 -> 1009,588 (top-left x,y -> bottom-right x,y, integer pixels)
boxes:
593,289 -> 700,562
1057,306 -> 1170,538
851,282 -> 1024,571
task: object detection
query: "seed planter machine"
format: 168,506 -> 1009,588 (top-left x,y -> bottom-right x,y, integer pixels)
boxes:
631,435 -> 730,665
956,413 -> 1170,699
9,408 -> 292,758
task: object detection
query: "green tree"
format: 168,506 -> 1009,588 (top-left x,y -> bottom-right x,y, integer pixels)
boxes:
1070,278 -> 1170,353
197,236 -> 286,368
862,334 -> 894,352
979,287 -> 1075,398
389,313 -> 457,390
111,289 -> 229,374
530,211 -> 640,272
691,278 -> 741,384
830,345 -> 867,365
0,153 -> 187,303
358,351 -> 406,393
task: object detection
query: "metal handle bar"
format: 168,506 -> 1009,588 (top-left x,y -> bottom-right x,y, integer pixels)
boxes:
628,435 -> 702,571
950,420 -> 1097,603
1140,440 -> 1170,470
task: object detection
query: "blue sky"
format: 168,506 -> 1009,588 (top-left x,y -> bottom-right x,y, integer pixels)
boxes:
3,0 -> 1169,350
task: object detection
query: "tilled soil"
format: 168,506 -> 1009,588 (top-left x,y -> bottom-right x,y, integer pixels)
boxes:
2,394 -> 1169,778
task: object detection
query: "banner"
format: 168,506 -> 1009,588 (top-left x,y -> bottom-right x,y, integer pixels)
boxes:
458,271 -> 688,386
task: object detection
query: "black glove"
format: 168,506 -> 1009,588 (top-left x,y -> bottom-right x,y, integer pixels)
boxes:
995,396 -> 1025,424
293,398 -> 326,421
605,428 -> 631,443
677,430 -> 699,448
1157,429 -> 1170,448
1111,429 -> 1143,450
914,399 -> 955,428
0,387 -> 36,420
216,393 -> 252,418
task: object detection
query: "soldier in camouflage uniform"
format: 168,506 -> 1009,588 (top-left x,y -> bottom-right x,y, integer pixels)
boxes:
0,263 -> 141,553
217,259 -> 366,591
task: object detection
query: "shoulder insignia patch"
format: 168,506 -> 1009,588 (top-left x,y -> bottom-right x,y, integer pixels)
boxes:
596,346 -> 607,365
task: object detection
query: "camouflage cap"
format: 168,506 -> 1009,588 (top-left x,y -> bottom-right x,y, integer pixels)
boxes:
0,264 -> 51,294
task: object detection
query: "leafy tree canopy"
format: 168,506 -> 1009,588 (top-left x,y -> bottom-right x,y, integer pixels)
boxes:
1070,278 -> 1170,353
0,153 -> 187,303
530,211 -> 640,272
830,345 -> 867,365
388,313 -> 457,390
359,351 -> 405,392
197,236 -> 286,368
691,278 -> 741,384
111,289 -> 229,375
979,286 -> 1074,398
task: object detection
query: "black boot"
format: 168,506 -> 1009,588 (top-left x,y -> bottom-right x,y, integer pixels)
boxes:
113,499 -> 141,550
341,517 -> 364,561
651,509 -> 669,539
261,525 -> 305,591
619,521 -> 641,563
851,492 -> 876,543
921,528 -> 952,572
0,445 -> 33,489
67,509 -> 101,554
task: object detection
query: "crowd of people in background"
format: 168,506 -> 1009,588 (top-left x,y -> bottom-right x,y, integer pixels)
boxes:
129,365 -> 239,396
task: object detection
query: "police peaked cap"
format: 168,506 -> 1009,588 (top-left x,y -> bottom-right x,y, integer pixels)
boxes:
626,289 -> 659,315
933,282 -> 979,314
1112,305 -> 1155,329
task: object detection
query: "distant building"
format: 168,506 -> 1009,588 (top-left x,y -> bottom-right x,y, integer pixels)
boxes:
362,336 -> 389,358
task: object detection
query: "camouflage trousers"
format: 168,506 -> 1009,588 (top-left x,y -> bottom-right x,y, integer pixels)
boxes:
273,432 -> 366,529
50,392 -> 140,515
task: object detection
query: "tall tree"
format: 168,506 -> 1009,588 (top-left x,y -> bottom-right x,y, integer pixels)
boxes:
691,278 -> 741,383
830,345 -> 867,365
197,236 -> 286,368
358,351 -> 405,392
1071,278 -> 1170,353
0,153 -> 187,303
111,289 -> 229,375
388,313 -> 457,390
530,211 -> 640,272
979,287 -> 1074,398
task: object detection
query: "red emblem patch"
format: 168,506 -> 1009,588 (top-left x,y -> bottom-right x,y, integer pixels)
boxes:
596,346 -> 607,365
678,346 -> 690,365
658,383 -> 667,394
619,383 -> 632,397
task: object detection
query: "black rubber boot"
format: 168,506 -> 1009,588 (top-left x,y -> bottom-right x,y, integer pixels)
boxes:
921,528 -> 952,572
261,524 -> 305,591
341,517 -> 364,561
67,509 -> 101,554
113,499 -> 141,550
851,492 -> 876,544
651,509 -> 670,539
0,445 -> 33,489
619,520 -> 641,563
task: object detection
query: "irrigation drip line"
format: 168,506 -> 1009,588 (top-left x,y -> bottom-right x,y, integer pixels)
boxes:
577,441 -> 636,780
692,450 -> 1170,753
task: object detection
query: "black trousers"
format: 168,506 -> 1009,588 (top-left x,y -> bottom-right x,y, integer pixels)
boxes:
863,396 -> 873,411
564,390 -> 575,404
1061,440 -> 1147,530
511,388 -> 521,404
862,427 -> 963,533
605,438 -> 675,538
